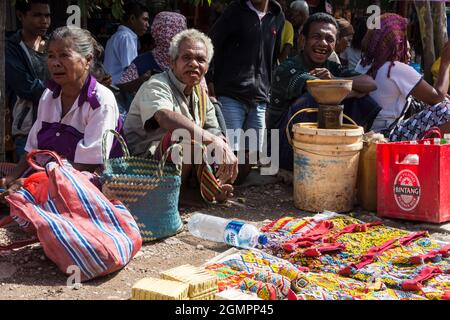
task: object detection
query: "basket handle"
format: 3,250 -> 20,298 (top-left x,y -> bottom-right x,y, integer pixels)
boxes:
26,150 -> 64,172
285,108 -> 358,146
157,143 -> 183,177
102,129 -> 130,164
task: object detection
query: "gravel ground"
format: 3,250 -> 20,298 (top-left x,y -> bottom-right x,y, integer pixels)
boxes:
1,177 -> 449,300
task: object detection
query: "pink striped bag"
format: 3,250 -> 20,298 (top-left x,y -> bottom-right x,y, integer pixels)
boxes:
2,150 -> 142,281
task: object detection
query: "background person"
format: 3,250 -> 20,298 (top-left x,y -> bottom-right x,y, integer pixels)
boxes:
103,1 -> 149,84
6,0 -> 51,160
360,13 -> 450,140
207,0 -> 285,184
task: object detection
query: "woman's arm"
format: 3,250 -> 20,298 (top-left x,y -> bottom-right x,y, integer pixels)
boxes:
347,74 -> 377,93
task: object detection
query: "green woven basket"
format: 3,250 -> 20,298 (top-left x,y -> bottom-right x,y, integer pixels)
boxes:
101,130 -> 183,242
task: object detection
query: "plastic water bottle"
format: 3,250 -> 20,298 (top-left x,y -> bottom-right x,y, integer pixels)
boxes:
187,212 -> 268,249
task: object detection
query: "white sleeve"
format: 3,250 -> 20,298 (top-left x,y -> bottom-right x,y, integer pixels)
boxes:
24,95 -> 47,153
74,103 -> 119,164
391,62 -> 422,97
118,34 -> 138,74
132,78 -> 174,127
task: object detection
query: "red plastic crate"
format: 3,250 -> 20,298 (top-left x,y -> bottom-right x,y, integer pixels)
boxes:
377,139 -> 450,223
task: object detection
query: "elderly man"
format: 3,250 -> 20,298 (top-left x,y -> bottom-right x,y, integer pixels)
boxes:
290,0 -> 309,57
268,13 -> 381,171
124,29 -> 238,205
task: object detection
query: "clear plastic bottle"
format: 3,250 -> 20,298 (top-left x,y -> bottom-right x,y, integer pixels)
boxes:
187,212 -> 268,249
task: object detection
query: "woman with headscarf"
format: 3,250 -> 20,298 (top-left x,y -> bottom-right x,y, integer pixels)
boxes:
117,12 -> 187,95
360,13 -> 450,140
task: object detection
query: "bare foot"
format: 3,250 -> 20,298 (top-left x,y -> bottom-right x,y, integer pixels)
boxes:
215,184 -> 234,203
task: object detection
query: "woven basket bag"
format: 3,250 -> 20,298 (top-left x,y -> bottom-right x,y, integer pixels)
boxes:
101,130 -> 183,242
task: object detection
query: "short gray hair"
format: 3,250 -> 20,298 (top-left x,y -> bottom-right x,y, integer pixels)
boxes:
169,28 -> 214,64
290,0 -> 309,14
47,26 -> 102,67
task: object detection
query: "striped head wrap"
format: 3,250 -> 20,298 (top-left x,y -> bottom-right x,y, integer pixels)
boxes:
360,13 -> 408,78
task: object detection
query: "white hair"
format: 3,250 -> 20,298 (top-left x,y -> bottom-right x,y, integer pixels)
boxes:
169,28 -> 214,64
290,0 -> 309,14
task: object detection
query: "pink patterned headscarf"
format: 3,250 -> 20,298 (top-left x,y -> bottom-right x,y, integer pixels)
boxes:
151,11 -> 187,71
360,13 -> 409,78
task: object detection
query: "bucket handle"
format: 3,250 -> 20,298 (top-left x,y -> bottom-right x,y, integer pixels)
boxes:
285,108 -> 358,146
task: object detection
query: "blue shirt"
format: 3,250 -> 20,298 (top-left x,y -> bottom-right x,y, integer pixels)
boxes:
104,25 -> 138,84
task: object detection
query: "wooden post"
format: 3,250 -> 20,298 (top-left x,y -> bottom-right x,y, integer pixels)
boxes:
431,1 -> 448,59
0,0 -> 6,161
414,0 -> 435,83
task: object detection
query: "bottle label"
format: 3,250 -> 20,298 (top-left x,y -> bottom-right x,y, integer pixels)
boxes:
224,221 -> 244,247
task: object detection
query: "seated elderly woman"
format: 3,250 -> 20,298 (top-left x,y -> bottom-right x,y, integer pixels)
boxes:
360,13 -> 450,140
0,26 -> 121,199
124,29 -> 238,205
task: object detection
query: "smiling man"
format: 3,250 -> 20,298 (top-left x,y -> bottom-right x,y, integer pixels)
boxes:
268,13 -> 381,171
124,29 -> 238,205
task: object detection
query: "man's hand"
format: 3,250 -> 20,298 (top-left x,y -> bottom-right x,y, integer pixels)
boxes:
310,68 -> 334,80
208,135 -> 238,184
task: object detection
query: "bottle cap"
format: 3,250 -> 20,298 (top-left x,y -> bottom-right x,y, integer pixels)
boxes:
258,234 -> 268,246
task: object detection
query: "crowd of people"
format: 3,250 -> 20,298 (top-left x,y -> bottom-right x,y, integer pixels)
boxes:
2,0 -> 450,208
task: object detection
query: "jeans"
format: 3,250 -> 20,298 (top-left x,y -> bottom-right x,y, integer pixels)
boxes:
14,135 -> 28,160
218,96 -> 266,152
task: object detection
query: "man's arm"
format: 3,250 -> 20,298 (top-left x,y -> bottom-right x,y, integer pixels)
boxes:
154,109 -> 217,145
5,42 -> 45,104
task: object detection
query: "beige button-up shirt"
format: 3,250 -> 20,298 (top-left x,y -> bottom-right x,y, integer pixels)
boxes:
124,70 -> 220,156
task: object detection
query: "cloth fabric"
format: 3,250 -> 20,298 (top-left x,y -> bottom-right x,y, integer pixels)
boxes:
389,100 -> 450,141
25,75 -> 122,164
118,52 -> 162,84
6,152 -> 142,282
104,25 -> 139,84
431,57 -> 450,84
281,20 -> 294,52
259,214 -> 450,300
369,61 -> 422,129
124,70 -> 220,156
151,12 -> 187,72
246,0 -> 268,21
218,96 -> 266,152
341,47 -> 362,70
268,52 -> 360,130
6,30 -> 48,138
206,0 -> 285,107
328,51 -> 341,64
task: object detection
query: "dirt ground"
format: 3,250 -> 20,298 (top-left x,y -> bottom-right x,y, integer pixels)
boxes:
1,171 -> 450,300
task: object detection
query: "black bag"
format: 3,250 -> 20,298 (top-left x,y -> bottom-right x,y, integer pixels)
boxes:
381,96 -> 427,139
